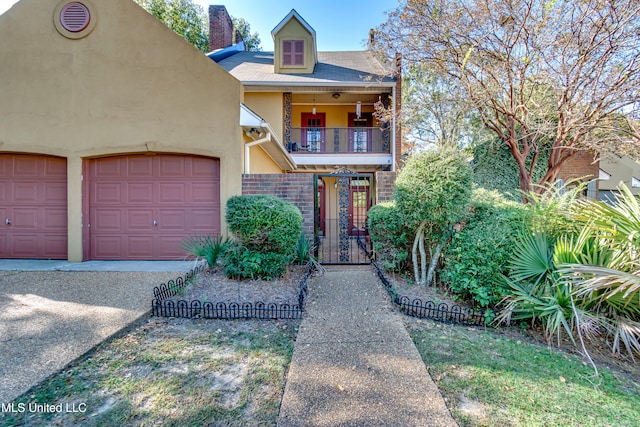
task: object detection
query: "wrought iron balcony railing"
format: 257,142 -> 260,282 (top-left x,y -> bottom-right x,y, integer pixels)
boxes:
287,127 -> 391,154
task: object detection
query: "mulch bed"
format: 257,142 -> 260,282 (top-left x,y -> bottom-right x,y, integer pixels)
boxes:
165,265 -> 308,307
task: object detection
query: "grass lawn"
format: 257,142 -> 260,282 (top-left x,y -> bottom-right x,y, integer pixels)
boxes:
407,318 -> 640,427
0,318 -> 298,426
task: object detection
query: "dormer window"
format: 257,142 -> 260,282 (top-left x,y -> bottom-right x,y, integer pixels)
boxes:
282,40 -> 304,66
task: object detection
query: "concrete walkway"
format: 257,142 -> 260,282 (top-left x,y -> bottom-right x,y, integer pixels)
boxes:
278,266 -> 457,427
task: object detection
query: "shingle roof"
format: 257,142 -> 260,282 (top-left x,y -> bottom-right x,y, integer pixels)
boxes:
217,51 -> 395,86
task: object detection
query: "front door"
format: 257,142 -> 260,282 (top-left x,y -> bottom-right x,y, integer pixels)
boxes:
348,113 -> 373,152
301,113 -> 325,152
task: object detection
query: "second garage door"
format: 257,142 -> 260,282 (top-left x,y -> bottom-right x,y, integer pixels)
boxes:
87,154 -> 221,260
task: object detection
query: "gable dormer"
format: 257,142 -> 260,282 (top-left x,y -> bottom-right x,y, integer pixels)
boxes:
272,9 -> 317,74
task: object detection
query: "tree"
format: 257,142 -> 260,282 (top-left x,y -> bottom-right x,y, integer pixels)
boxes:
135,0 -> 209,53
395,149 -> 472,286
232,17 -> 262,52
374,0 -> 640,195
402,62 -> 487,151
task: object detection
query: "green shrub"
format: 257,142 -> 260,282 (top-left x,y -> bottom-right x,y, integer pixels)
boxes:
223,243 -> 291,280
226,194 -> 302,255
394,148 -> 473,286
395,148 -> 473,235
224,195 -> 302,280
367,202 -> 411,271
441,188 -> 528,307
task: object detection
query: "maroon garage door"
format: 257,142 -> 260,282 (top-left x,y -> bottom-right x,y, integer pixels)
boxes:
87,154 -> 220,260
0,154 -> 68,259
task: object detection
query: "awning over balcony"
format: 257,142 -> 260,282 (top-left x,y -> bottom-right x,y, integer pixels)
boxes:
240,103 -> 296,172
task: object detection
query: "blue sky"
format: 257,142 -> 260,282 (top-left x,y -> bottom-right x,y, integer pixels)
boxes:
0,0 -> 398,51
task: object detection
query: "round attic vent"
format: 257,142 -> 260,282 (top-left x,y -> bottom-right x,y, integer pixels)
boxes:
54,0 -> 96,39
60,2 -> 90,32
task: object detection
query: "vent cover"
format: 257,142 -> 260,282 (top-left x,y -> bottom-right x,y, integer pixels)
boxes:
54,0 -> 96,39
60,2 -> 90,32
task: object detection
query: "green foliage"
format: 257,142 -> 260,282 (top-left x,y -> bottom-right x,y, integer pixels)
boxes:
135,0 -> 209,52
395,148 -> 473,235
179,234 -> 229,267
367,202 -> 411,271
224,195 -> 302,280
223,243 -> 290,280
226,195 -> 302,255
232,17 -> 262,51
472,138 -> 551,199
294,234 -> 314,265
441,188 -> 527,307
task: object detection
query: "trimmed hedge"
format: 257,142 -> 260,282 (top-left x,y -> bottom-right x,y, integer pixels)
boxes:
225,194 -> 302,279
367,202 -> 411,272
440,188 -> 528,307
226,194 -> 302,254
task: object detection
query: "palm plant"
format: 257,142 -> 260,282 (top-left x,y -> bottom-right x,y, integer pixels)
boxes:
557,184 -> 640,358
179,234 -> 229,268
497,183 -> 640,359
495,230 -> 577,346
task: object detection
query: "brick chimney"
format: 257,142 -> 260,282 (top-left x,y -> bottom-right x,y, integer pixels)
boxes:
209,5 -> 241,51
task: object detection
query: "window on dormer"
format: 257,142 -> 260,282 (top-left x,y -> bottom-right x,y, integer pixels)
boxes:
282,40 -> 304,66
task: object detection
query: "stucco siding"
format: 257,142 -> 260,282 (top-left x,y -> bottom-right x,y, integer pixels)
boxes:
0,0 -> 243,260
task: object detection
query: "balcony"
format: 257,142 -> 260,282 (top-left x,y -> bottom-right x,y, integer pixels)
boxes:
288,127 -> 391,154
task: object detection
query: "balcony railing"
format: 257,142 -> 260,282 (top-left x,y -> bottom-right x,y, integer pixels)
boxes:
288,127 -> 391,154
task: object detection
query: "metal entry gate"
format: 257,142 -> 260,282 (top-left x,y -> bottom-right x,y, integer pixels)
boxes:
314,173 -> 371,264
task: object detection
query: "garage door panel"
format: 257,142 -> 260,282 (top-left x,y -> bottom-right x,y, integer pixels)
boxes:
93,183 -> 122,204
43,208 -> 67,228
159,157 -> 186,177
92,236 -> 122,258
127,236 -> 155,257
156,235 -> 185,257
158,183 -> 186,203
128,157 -> 154,177
11,235 -> 40,257
45,158 -> 67,176
192,156 -> 220,176
93,209 -> 123,230
93,157 -> 123,177
190,209 -> 219,229
191,182 -> 219,203
157,210 -> 186,229
13,182 -> 40,203
42,235 -> 68,258
44,182 -> 67,203
127,183 -> 154,204
12,208 -> 38,229
88,154 -> 220,260
0,182 -> 7,201
128,210 -> 154,230
14,157 -> 41,176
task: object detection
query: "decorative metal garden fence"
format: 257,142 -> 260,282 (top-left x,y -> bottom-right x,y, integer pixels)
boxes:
370,259 -> 486,326
151,263 -> 312,320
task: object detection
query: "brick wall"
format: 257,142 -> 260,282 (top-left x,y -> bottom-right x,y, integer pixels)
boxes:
375,171 -> 396,203
242,174 -> 315,237
209,5 -> 241,51
557,150 -> 599,183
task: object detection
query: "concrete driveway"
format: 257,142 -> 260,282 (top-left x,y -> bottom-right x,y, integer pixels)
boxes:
0,260 -> 198,403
